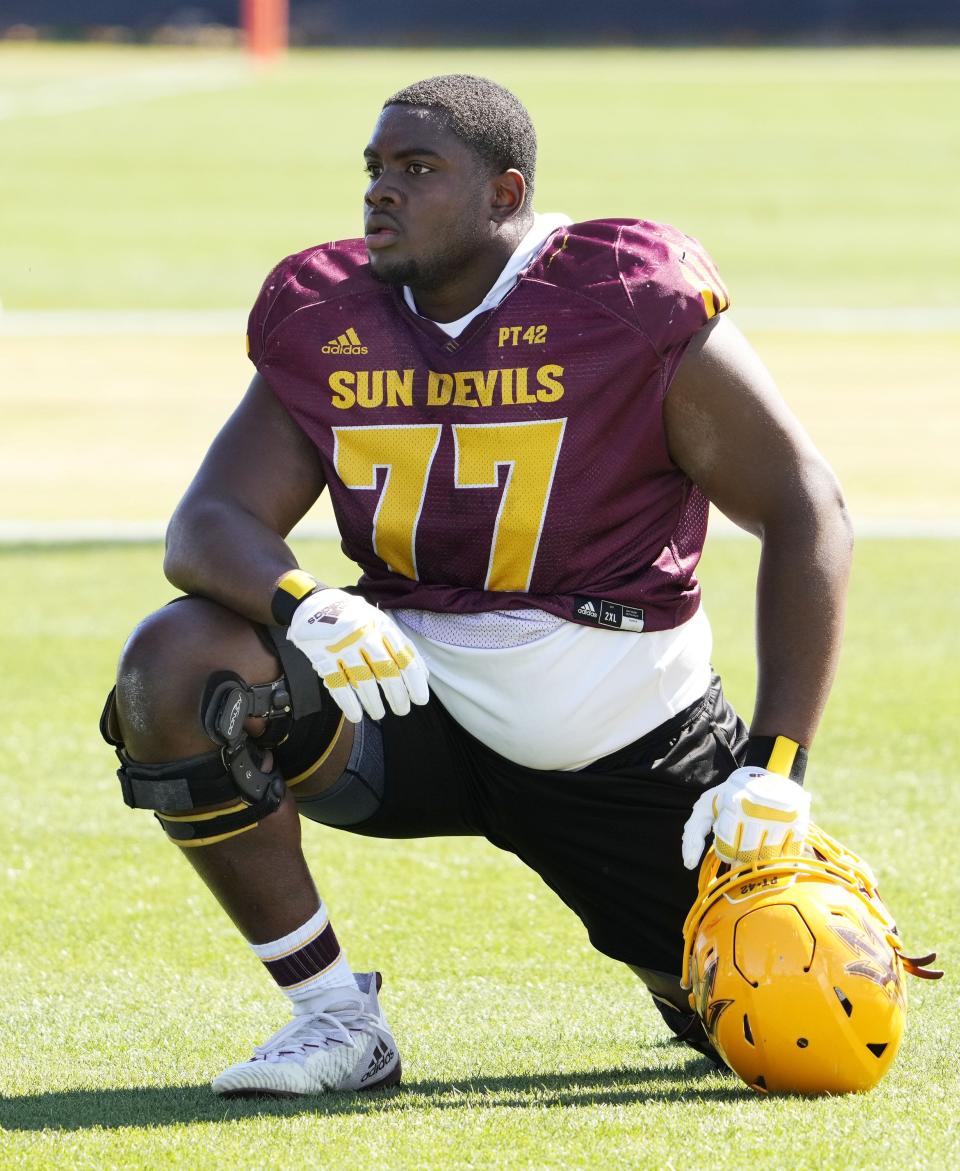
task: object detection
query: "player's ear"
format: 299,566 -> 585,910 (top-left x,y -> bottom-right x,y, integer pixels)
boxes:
489,168 -> 526,223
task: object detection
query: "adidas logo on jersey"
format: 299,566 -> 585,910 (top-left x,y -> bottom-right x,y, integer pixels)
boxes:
573,595 -> 645,632
322,327 -> 368,355
360,1040 -> 396,1084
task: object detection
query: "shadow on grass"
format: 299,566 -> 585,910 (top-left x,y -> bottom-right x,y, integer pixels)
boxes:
2,1058 -> 749,1130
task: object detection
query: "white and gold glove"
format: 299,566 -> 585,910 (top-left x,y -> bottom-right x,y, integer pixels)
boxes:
275,574 -> 429,723
682,752 -> 811,870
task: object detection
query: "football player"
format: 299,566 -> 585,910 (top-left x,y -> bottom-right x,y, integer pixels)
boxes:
101,74 -> 854,1096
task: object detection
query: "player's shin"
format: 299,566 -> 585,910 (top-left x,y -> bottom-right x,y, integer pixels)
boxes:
168,789 -> 320,939
170,795 -> 358,1006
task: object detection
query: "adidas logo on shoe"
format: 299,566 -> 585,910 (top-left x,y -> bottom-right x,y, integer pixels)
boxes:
577,600 -> 598,617
322,327 -> 368,355
360,1040 -> 396,1085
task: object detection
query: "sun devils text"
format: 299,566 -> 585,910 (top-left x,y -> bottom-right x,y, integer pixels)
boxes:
327,365 -> 565,410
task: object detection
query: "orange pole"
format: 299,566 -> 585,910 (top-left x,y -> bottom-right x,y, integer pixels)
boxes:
242,0 -> 288,60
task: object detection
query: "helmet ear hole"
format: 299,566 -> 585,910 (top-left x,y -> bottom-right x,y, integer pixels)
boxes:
834,987 -> 854,1017
743,1014 -> 754,1046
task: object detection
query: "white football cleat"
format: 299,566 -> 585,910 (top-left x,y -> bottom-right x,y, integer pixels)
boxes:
211,972 -> 401,1097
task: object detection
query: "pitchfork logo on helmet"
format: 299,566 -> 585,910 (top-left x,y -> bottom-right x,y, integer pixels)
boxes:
831,917 -> 905,1003
681,825 -> 942,1096
691,953 -> 733,1041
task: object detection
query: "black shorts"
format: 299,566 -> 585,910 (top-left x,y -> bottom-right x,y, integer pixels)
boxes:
301,675 -> 747,978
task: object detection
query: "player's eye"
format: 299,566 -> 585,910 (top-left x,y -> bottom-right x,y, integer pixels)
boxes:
363,162 -> 382,179
407,162 -> 433,175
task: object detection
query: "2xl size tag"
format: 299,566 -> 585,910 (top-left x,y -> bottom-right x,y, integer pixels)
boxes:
573,596 -> 645,632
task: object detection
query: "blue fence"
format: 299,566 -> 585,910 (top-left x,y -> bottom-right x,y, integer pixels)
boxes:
3,1 -> 958,43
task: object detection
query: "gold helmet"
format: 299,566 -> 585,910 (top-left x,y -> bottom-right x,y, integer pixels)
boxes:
681,825 -> 942,1095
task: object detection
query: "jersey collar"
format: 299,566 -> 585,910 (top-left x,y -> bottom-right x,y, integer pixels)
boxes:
401,211 -> 572,340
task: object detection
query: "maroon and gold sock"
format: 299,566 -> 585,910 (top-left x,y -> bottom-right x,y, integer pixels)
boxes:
249,902 -> 357,1013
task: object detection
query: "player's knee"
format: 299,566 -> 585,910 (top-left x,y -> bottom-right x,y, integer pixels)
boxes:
112,597 -> 280,761
103,597 -> 294,845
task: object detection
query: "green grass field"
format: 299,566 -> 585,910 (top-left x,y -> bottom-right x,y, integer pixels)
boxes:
2,44 -> 959,308
2,538 -> 958,1168
1,42 -> 958,1170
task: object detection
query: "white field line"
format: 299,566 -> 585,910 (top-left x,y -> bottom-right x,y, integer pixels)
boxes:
731,307 -> 960,333
0,61 -> 250,121
2,516 -> 958,547
2,307 -> 960,335
0,309 -> 245,335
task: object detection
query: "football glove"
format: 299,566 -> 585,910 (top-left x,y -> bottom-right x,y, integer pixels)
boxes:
681,765 -> 811,870
286,588 -> 430,723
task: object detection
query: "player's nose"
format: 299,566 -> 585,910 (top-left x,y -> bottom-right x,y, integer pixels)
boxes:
364,176 -> 400,208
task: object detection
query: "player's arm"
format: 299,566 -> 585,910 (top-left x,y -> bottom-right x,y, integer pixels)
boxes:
665,313 -> 853,745
665,314 -> 854,867
164,373 -> 325,624
164,374 -> 429,722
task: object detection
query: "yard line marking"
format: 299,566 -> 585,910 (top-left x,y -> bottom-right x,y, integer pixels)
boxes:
733,307 -> 960,333
0,310 -> 244,336
0,520 -> 339,545
707,515 -> 960,540
0,61 -> 250,121
2,516 -> 959,547
2,307 -> 960,336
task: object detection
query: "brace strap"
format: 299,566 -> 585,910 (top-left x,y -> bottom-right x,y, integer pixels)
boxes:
156,795 -> 277,846
115,745 -> 238,812
266,627 -> 325,722
100,675 -> 288,813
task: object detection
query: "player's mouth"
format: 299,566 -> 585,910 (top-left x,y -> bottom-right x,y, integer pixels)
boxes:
364,214 -> 401,251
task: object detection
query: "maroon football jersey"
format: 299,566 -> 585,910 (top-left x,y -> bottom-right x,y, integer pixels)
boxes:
247,219 -> 729,631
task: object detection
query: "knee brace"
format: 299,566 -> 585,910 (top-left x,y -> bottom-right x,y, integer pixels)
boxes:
100,671 -> 294,845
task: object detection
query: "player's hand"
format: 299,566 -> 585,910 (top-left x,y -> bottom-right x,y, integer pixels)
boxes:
287,588 -> 429,723
681,766 -> 811,870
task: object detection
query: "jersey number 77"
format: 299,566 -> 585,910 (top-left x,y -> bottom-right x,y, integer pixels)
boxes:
332,419 -> 567,591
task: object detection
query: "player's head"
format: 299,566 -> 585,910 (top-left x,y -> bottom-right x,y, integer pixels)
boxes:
386,74 -> 537,198
363,74 -> 537,290
682,826 -> 942,1095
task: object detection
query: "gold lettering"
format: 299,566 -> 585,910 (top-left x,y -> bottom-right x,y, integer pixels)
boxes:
497,326 -> 524,348
427,371 -> 453,407
536,364 -> 565,403
417,367 -> 563,409
497,325 -> 547,347
514,367 -> 536,405
356,370 -> 383,409
329,370 -> 355,410
386,369 -> 414,407
453,371 -> 478,408
475,370 -> 497,407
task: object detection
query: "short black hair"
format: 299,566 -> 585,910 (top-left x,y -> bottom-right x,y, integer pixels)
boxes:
384,74 -> 537,196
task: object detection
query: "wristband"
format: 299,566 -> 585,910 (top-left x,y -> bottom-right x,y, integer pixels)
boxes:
271,570 -> 320,626
743,734 -> 808,783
